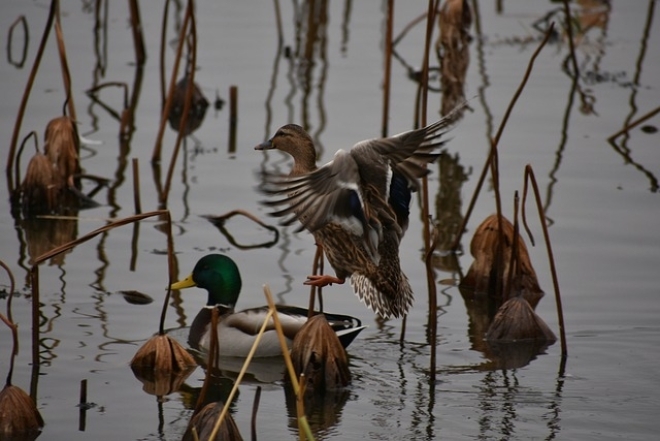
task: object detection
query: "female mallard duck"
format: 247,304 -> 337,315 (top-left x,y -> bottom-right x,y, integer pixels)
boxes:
171,254 -> 365,358
255,117 -> 455,318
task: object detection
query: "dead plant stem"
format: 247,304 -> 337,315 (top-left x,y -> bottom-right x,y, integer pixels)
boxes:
7,0 -> 57,185
524,165 -> 567,358
450,23 -> 555,251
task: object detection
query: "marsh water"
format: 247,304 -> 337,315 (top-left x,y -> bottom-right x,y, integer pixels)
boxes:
1,1 -> 659,440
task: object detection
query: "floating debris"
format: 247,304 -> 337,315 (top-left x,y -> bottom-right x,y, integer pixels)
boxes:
118,290 -> 154,305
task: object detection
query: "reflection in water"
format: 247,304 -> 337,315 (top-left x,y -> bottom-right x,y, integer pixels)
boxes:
20,217 -> 78,266
274,0 -> 330,150
167,77 -> 209,136
475,367 -> 562,440
437,0 -> 471,119
284,377 -> 350,439
608,0 -> 658,192
432,153 -> 470,274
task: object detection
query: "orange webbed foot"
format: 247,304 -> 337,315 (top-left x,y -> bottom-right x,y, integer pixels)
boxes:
304,275 -> 345,287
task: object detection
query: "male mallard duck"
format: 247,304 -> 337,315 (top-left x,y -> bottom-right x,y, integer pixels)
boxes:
255,117 -> 455,318
171,254 -> 365,358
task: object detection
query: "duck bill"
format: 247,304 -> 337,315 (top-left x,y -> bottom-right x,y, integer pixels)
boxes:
254,140 -> 273,151
170,274 -> 197,290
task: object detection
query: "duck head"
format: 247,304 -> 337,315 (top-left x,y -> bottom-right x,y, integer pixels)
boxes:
255,124 -> 317,174
171,254 -> 242,309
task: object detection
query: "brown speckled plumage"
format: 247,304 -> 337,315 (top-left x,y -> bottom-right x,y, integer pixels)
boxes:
256,116 -> 456,318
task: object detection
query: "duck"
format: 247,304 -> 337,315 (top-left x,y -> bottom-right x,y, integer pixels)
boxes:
255,116 -> 456,318
171,253 -> 365,358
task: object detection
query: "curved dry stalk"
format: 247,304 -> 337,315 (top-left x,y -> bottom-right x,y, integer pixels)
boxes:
608,105 -> 660,142
161,0 -> 198,206
420,0 -> 441,380
128,0 -> 146,66
522,165 -> 567,358
152,0 -> 192,163
381,0 -> 394,137
54,17 -> 76,123
14,131 -> 39,191
159,0 -> 170,107
7,0 -> 57,185
505,192 -> 521,300
490,140 -> 505,301
28,210 -> 174,391
450,22 -> 555,251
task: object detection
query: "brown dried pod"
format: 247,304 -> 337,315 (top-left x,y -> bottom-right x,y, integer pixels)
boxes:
485,297 -> 556,342
0,384 -> 44,438
181,401 -> 243,441
461,214 -> 544,308
289,314 -> 351,392
130,334 -> 197,375
43,116 -> 80,189
20,152 -> 58,213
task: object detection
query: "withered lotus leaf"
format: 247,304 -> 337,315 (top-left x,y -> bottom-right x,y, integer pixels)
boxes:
182,401 -> 243,441
461,214 -> 544,308
485,297 -> 556,342
0,384 -> 44,437
43,116 -> 80,189
290,314 -> 351,392
130,334 -> 196,373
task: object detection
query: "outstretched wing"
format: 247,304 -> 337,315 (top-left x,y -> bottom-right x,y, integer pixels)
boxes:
262,150 -> 376,242
351,115 -> 454,193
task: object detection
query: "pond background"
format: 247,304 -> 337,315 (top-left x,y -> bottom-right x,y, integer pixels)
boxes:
1,1 -> 659,440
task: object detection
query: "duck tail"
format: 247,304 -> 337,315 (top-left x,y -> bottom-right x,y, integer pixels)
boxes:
350,273 -> 413,319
